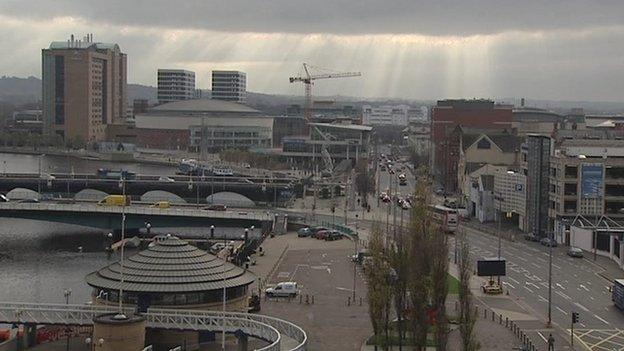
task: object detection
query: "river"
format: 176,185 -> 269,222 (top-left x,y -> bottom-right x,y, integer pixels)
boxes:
0,152 -> 249,305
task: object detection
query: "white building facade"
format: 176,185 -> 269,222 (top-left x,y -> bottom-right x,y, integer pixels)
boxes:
157,69 -> 196,105
362,105 -> 423,126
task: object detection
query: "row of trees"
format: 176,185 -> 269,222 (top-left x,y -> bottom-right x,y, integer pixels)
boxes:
364,172 -> 478,350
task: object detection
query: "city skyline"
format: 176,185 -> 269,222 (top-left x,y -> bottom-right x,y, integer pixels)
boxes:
1,1 -> 624,102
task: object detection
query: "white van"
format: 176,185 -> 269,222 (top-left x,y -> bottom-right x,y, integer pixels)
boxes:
265,282 -> 298,297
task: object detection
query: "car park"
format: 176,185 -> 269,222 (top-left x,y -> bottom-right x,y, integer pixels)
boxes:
567,247 -> 584,258
540,237 -> 558,247
265,282 -> 298,297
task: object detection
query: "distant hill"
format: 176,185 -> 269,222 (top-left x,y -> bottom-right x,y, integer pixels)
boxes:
2,76 -> 624,114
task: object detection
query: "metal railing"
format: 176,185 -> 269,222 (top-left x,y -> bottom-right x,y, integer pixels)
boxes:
0,203 -> 273,221
0,302 -> 307,351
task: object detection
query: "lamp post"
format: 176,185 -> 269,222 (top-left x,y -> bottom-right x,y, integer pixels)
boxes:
115,176 -> 127,320
85,337 -> 104,350
64,289 -> 72,351
221,227 -> 229,351
547,230 -> 553,327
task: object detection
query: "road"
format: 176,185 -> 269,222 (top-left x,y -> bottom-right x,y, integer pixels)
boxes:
456,225 -> 624,350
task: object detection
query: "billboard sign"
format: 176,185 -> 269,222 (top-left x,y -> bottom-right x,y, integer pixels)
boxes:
581,163 -> 603,198
477,259 -> 506,277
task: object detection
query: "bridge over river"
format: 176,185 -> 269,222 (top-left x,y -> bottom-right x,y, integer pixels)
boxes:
0,173 -> 304,205
0,202 -> 274,232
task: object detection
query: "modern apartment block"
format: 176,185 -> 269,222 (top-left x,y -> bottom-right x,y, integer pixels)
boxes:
42,34 -> 127,143
157,69 -> 196,104
524,134 -> 552,238
211,70 -> 246,103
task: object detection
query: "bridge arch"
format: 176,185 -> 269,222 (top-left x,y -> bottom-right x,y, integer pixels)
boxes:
207,192 -> 255,208
6,188 -> 39,200
75,189 -> 108,201
141,190 -> 187,204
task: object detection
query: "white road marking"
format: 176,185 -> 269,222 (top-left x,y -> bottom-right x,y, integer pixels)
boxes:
594,314 -> 610,325
579,284 -> 590,292
556,306 -> 568,315
538,295 -> 548,302
556,283 -> 566,290
589,296 -> 595,301
508,277 -> 520,285
574,302 -> 589,312
527,282 -> 541,290
552,263 -> 562,270
516,256 -> 528,262
556,291 -> 571,300
537,331 -> 547,342
579,323 -> 586,328
336,287 -> 354,292
503,282 -> 516,289
531,262 -> 541,269
524,286 -> 534,293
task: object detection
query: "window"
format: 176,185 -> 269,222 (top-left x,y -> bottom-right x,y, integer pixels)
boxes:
477,138 -> 491,149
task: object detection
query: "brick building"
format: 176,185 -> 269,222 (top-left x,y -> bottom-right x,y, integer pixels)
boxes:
431,99 -> 512,193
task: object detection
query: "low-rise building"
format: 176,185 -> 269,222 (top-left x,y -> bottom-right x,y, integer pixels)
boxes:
9,110 -> 43,134
134,99 -> 272,151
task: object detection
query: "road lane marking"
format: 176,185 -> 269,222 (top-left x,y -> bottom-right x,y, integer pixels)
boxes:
508,277 -> 520,284
594,314 -> 610,325
527,282 -> 541,290
574,302 -> 589,312
538,295 -> 548,302
531,262 -> 540,269
503,282 -> 516,289
556,291 -> 571,300
556,306 -> 568,315
556,283 -> 566,290
537,331 -> 547,342
516,256 -> 528,262
580,284 -> 590,292
524,286 -> 534,293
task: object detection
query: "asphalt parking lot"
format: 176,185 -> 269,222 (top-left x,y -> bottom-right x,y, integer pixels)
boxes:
260,235 -> 371,351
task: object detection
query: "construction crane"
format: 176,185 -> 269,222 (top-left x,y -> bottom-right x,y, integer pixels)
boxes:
289,63 -> 361,122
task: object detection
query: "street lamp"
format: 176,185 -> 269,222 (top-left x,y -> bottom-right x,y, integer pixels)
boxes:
64,289 -> 72,351
115,176 -> 127,321
547,230 -> 554,327
85,337 -> 104,350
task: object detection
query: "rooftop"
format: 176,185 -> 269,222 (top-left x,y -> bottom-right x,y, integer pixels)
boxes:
85,236 -> 255,293
150,99 -> 260,114
310,122 -> 373,131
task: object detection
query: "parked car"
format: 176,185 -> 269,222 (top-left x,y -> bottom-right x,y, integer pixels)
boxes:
325,230 -> 343,241
297,227 -> 312,237
314,230 -> 330,240
18,198 -> 39,203
265,282 -> 298,297
524,233 -> 540,242
158,176 -> 175,182
540,237 -> 558,247
567,247 -> 584,258
204,204 -> 227,211
310,226 -> 328,235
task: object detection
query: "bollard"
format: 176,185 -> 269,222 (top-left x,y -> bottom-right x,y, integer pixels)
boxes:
359,297 -> 362,306
347,296 -> 351,306
499,314 -> 502,324
491,312 -> 494,322
475,306 -> 478,315
484,309 -> 487,319
299,295 -> 302,304
505,317 -> 508,328
312,295 -> 314,304
455,301 -> 458,311
305,294 -> 309,305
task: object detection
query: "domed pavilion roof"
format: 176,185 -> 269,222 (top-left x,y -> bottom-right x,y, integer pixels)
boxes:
86,236 -> 255,293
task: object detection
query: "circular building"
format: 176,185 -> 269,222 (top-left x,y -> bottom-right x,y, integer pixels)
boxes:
85,235 -> 256,312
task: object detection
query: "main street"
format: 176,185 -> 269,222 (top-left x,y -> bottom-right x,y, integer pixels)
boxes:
455,225 -> 624,349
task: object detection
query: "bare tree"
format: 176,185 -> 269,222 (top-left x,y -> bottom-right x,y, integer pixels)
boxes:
431,227 -> 449,350
365,222 -> 393,350
458,230 -> 479,351
407,178 -> 433,351
389,232 -> 409,350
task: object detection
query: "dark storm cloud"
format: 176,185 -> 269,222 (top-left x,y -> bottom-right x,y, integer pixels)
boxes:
1,0 -> 623,35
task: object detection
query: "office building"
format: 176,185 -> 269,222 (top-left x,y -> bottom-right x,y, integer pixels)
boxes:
431,99 -> 512,193
157,69 -> 196,104
211,70 -> 246,103
42,34 -> 127,143
524,135 -> 552,238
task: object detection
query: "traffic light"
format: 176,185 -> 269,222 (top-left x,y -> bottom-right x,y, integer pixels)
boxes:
572,312 -> 579,324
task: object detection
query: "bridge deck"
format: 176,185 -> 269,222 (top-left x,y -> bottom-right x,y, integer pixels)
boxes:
0,302 -> 306,351
0,203 -> 272,222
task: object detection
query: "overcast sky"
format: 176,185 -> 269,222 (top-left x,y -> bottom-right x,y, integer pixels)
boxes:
1,0 -> 623,101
